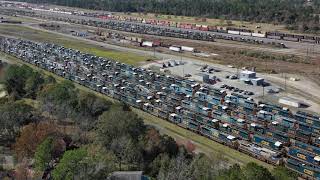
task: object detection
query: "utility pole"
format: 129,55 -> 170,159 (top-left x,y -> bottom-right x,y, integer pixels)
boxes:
262,85 -> 265,99
306,47 -> 309,61
181,55 -> 184,76
284,73 -> 287,92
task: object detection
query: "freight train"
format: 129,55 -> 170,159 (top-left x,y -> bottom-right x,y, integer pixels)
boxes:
96,14 -> 320,44
0,37 -> 320,179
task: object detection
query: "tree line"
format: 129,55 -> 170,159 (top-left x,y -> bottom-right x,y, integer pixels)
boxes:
0,64 -> 298,179
13,0 -> 320,33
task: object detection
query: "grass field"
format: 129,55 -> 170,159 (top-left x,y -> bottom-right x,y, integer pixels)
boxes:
1,15 -> 41,23
1,52 -> 273,169
0,25 -> 151,65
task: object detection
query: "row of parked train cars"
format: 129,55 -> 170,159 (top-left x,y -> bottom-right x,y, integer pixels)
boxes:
0,36 -> 319,179
96,14 -> 320,44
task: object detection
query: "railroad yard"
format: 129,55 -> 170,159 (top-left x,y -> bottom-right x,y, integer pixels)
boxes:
1,1 -> 320,179
1,35 -> 320,179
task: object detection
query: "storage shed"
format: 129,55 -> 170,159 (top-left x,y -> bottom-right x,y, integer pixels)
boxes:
240,70 -> 256,80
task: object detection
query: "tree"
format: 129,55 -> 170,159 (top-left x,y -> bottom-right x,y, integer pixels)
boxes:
189,154 -> 222,180
110,136 -> 142,170
157,152 -> 193,180
85,144 -> 117,179
4,65 -> 45,99
242,162 -> 274,180
0,101 -> 36,141
148,153 -> 170,177
217,164 -> 243,180
34,137 -> 54,172
272,166 -> 298,180
97,106 -> 146,147
14,121 -> 59,161
143,128 -> 179,164
15,161 -> 30,180
24,71 -> 45,99
38,80 -> 78,119
52,148 -> 87,180
76,91 -> 111,129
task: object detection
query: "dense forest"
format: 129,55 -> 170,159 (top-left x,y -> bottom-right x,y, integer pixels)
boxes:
13,0 -> 320,33
0,62 -> 298,179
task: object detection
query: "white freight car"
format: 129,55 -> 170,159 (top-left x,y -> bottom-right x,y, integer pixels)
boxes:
169,46 -> 181,52
142,41 -> 153,47
227,30 -> 240,35
181,46 -> 194,52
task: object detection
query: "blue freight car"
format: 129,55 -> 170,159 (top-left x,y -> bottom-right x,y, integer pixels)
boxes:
286,158 -> 320,179
218,132 -> 238,147
288,129 -> 312,143
249,123 -> 266,134
287,147 -> 320,165
188,120 -> 200,132
266,130 -> 290,144
200,125 -> 219,138
253,134 -> 283,151
238,140 -> 283,165
208,95 -> 222,106
230,127 -> 250,140
315,137 -> 320,148
195,91 -> 208,101
291,139 -> 320,155
257,110 -> 274,121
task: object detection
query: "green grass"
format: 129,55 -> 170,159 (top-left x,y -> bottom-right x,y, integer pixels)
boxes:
5,15 -> 40,23
0,25 -> 151,65
1,52 -> 273,169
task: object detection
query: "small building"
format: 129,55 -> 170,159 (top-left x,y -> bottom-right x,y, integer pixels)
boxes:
240,70 -> 265,86
251,78 -> 264,86
240,70 -> 256,80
